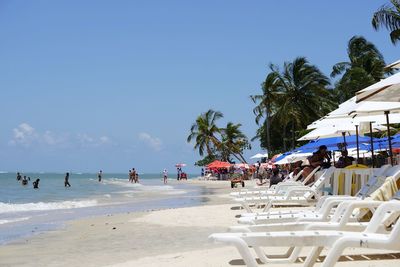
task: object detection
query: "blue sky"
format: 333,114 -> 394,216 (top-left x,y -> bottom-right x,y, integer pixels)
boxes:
0,1 -> 398,173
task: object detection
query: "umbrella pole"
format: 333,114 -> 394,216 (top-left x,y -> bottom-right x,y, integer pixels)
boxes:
341,132 -> 347,149
355,125 -> 359,164
369,122 -> 375,168
385,111 -> 394,166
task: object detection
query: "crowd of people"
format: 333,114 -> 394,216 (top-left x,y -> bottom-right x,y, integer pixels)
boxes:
254,145 -> 357,187
13,168 -> 181,189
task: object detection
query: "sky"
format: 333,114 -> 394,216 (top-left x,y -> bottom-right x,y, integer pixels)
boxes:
0,0 -> 398,173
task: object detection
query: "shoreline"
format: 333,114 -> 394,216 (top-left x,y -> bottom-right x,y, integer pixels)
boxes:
1,180 -> 400,267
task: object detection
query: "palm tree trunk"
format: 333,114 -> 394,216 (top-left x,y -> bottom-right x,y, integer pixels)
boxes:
282,126 -> 287,151
266,113 -> 271,154
291,122 -> 295,150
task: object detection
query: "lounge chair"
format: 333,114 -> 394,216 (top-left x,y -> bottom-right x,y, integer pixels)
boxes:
209,200 -> 400,267
230,168 -> 315,198
238,164 -> 400,225
234,167 -> 335,213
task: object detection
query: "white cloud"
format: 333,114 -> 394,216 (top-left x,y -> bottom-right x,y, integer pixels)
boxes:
10,123 -> 39,146
138,132 -> 162,151
10,123 -> 112,148
76,133 -> 112,147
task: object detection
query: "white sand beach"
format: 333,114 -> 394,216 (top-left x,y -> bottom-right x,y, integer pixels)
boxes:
0,180 -> 400,267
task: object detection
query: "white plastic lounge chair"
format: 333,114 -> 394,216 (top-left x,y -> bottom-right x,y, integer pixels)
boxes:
238,165 -> 400,225
230,168 -> 315,198
235,167 -> 335,213
209,200 -> 400,267
229,199 -> 386,264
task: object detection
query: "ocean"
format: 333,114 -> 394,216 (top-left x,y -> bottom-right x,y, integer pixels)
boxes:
0,172 -> 203,244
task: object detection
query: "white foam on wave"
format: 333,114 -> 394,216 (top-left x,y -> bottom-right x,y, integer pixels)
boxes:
0,216 -> 31,225
0,200 -> 98,214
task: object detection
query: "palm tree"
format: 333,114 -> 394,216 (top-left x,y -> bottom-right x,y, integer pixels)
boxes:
220,122 -> 250,163
273,57 -> 333,149
250,68 -> 279,153
372,0 -> 400,44
187,109 -> 223,157
331,36 -> 388,102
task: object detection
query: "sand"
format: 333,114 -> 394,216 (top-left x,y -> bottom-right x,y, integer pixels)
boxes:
0,180 -> 400,267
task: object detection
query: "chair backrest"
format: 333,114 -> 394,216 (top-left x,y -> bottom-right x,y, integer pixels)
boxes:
384,165 -> 400,178
301,166 -> 321,185
356,165 -> 399,199
364,200 -> 400,245
304,167 -> 335,199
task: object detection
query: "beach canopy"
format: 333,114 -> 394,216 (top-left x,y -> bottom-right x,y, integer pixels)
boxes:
356,71 -> 400,103
207,160 -> 231,169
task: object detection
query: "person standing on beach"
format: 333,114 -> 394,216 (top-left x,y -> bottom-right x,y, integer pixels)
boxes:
64,172 -> 71,187
98,170 -> 103,182
163,169 -> 168,184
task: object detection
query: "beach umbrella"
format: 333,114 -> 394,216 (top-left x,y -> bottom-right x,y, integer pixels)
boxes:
356,71 -> 400,103
235,163 -> 250,169
274,152 -> 312,165
385,59 -> 400,69
352,71 -> 400,165
250,153 -> 264,159
175,163 -> 186,168
207,160 -> 231,169
270,153 -> 282,162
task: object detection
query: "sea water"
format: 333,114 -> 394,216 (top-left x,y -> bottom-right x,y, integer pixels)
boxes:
0,172 -> 203,244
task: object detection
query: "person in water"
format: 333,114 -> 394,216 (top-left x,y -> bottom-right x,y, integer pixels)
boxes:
22,176 -> 28,186
131,168 -> 136,183
33,178 -> 40,189
64,172 -> 71,187
16,172 -> 22,181
98,170 -> 102,182
163,169 -> 168,184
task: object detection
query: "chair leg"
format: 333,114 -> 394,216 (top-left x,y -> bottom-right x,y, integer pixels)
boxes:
253,246 -> 302,263
231,237 -> 259,267
262,201 -> 272,212
303,246 -> 323,267
242,202 -> 253,213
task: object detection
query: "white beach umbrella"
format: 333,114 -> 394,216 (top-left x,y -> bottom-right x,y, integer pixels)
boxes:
299,123 -> 388,141
386,59 -> 400,69
275,152 -> 312,165
356,71 -> 400,103
250,153 -> 267,159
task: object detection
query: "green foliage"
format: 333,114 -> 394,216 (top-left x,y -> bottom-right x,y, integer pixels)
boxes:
372,0 -> 400,44
331,36 -> 389,102
251,57 -> 336,153
194,154 -> 216,167
187,110 -> 250,164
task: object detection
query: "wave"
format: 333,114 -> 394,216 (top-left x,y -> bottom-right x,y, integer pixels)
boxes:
0,200 -> 98,214
0,217 -> 31,225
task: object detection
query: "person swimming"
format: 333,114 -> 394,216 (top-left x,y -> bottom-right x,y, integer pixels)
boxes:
22,176 -> 28,186
33,178 -> 40,189
98,170 -> 102,182
64,172 -> 71,187
16,172 -> 22,181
